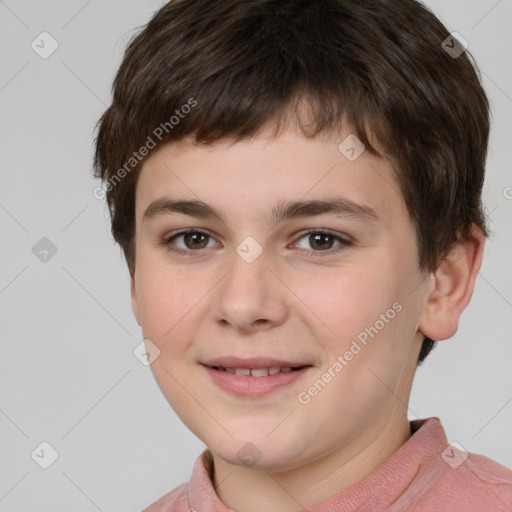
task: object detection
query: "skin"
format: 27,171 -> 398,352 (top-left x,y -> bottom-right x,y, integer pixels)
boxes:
130,124 -> 484,512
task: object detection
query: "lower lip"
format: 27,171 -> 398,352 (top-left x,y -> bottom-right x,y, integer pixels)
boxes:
202,365 -> 313,397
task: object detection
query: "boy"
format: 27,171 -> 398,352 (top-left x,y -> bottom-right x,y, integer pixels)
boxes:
93,0 -> 512,510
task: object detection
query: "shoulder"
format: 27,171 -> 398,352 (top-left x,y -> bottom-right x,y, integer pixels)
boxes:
465,452 -> 512,484
413,450 -> 512,511
141,482 -> 190,512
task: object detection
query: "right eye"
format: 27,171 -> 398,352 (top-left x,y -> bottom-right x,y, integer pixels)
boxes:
163,229 -> 219,255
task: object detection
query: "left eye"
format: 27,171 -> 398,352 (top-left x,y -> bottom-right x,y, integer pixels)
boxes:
293,230 -> 351,253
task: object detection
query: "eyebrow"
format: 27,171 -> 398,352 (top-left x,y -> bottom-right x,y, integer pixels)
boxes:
142,196 -> 380,226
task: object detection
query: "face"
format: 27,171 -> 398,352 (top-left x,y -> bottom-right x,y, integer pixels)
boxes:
130,126 -> 431,471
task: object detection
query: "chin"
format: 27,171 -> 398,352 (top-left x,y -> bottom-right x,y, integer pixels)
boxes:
218,448 -> 298,471
207,432 -> 307,471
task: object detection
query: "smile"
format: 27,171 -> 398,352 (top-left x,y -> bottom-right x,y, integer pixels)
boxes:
212,365 -> 302,376
202,364 -> 313,397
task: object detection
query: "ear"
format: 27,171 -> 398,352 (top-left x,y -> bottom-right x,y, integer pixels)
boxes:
418,225 -> 485,341
131,275 -> 141,326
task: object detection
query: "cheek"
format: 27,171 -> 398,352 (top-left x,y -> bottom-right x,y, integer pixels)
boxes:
136,262 -> 198,346
135,265 -> 205,418
293,255 -> 415,405
293,262 -> 397,349
313,264 -> 419,410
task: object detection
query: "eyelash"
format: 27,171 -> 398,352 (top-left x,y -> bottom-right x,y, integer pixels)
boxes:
162,229 -> 353,257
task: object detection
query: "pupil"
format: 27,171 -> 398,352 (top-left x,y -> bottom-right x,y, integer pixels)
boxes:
311,233 -> 332,250
185,232 -> 207,249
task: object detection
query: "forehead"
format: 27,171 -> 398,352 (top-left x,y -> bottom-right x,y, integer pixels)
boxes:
134,129 -> 405,227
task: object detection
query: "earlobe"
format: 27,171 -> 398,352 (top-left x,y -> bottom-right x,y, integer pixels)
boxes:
130,275 -> 141,326
418,226 -> 485,341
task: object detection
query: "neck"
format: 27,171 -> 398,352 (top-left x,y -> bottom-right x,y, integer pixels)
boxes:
211,412 -> 412,512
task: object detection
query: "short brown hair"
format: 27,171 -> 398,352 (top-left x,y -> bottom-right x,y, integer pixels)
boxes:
93,0 -> 490,363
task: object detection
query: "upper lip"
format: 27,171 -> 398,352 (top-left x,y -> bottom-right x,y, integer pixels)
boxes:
202,357 -> 311,369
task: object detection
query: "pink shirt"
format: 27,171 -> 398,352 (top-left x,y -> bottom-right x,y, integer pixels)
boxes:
143,417 -> 512,511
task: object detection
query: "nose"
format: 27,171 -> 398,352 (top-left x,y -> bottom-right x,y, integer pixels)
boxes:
209,245 -> 289,334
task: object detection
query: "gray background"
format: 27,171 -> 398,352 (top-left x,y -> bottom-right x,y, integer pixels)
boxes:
0,1 -> 511,510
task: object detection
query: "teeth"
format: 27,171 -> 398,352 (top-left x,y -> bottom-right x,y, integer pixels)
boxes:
216,366 -> 301,376
250,368 -> 269,377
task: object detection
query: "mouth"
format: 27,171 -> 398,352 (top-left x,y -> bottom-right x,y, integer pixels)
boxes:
201,361 -> 314,397
209,365 -> 308,377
